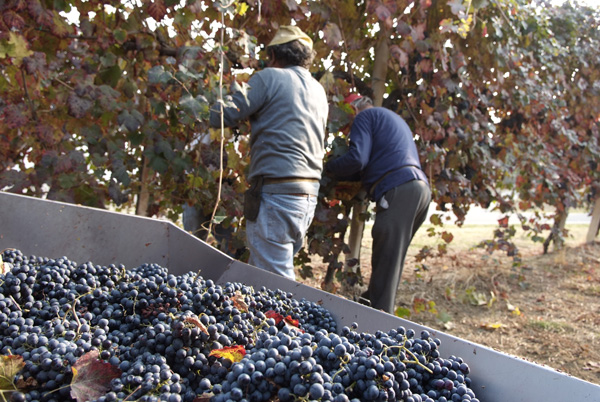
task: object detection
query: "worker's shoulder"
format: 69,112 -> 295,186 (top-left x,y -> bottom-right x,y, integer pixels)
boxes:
363,107 -> 404,120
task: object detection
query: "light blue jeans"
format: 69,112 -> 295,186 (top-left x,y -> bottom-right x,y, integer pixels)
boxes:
246,192 -> 317,280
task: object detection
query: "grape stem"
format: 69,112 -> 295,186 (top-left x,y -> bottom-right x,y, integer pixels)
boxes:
383,345 -> 433,374
122,384 -> 142,401
7,296 -> 21,312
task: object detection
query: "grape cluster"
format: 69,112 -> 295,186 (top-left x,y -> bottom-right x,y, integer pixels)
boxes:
0,248 -> 481,402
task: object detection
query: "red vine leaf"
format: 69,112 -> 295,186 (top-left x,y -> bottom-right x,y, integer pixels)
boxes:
3,11 -> 26,30
265,310 -> 304,332
16,376 -> 38,391
265,310 -> 284,324
284,316 -> 305,333
498,216 -> 509,228
70,350 -> 122,402
322,22 -> 342,49
147,0 -> 167,22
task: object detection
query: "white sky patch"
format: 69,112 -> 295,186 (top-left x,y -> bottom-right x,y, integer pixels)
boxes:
552,0 -> 599,6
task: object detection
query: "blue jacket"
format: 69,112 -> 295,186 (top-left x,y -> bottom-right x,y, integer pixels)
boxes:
326,107 -> 428,201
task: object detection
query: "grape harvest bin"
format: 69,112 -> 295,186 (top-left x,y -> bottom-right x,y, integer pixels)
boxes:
1,191 -> 598,402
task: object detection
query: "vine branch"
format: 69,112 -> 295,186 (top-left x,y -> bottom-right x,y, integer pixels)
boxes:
21,69 -> 38,122
208,11 -> 228,242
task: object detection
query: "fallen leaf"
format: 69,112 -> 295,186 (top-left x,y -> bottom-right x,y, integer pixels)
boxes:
585,361 -> 600,369
320,280 -> 338,294
443,321 -> 455,330
394,306 -> 411,319
70,350 -> 122,402
481,322 -> 503,331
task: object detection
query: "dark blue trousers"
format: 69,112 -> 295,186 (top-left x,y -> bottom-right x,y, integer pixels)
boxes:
366,179 -> 431,313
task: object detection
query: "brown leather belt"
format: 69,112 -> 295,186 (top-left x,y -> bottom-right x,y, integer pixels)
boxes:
263,177 -> 319,185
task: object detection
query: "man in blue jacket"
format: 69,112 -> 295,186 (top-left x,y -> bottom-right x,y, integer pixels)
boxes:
210,26 -> 328,280
326,95 -> 431,314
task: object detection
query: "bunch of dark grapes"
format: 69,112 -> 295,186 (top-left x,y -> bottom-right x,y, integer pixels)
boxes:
0,248 -> 481,402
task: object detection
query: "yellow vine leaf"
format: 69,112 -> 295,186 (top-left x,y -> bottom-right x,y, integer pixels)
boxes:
0,33 -> 33,66
481,322 -> 503,331
209,345 -> 246,363
0,354 -> 25,391
236,2 -> 249,16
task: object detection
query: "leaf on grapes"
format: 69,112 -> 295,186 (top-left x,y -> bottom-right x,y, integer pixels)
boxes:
282,316 -> 304,333
70,350 -> 122,402
0,355 -> 25,391
16,376 -> 38,391
231,292 -> 249,313
265,310 -> 303,332
209,345 -> 246,363
265,310 -> 284,324
193,396 -> 212,402
1,255 -> 10,274
184,316 -> 209,335
283,316 -> 299,327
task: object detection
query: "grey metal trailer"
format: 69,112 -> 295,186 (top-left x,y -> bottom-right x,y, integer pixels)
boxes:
1,191 -> 599,402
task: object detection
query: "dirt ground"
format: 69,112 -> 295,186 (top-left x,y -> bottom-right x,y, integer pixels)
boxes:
301,239 -> 600,387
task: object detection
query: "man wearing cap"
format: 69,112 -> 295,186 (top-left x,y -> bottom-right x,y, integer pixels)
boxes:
209,26 -> 328,280
326,95 -> 431,314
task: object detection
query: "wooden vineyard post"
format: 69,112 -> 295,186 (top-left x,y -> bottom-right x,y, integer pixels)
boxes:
586,198 -> 600,243
344,198 -> 368,273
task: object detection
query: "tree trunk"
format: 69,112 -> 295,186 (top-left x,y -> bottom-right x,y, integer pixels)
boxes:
344,34 -> 390,272
543,208 -> 569,254
586,197 -> 600,243
344,196 -> 368,274
372,35 -> 389,106
136,155 -> 151,216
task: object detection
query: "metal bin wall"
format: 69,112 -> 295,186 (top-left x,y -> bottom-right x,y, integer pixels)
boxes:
1,191 -> 598,402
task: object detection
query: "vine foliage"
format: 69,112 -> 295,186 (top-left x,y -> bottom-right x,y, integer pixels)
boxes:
1,0 -> 599,289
